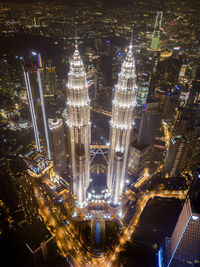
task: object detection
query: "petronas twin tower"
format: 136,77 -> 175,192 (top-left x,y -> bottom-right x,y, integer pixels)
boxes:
66,41 -> 137,208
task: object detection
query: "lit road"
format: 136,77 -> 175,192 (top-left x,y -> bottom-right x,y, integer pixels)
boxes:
92,107 -> 112,117
34,176 -> 188,267
103,188 -> 188,267
34,182 -> 109,266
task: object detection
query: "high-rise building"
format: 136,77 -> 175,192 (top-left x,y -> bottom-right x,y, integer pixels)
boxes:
150,11 -> 163,50
107,43 -> 137,205
137,98 -> 161,147
136,72 -> 149,107
42,59 -> 57,95
163,89 -> 181,120
163,135 -> 189,176
163,88 -> 181,121
148,51 -> 160,99
23,56 -> 51,160
162,169 -> 200,267
44,66 -> 57,95
188,136 -> 200,176
128,141 -> 149,179
66,43 -> 91,208
48,118 -> 66,177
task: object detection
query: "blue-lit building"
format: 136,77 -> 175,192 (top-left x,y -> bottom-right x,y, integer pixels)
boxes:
159,168 -> 200,267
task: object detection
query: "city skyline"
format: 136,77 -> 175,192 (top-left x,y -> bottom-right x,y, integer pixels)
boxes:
0,0 -> 200,266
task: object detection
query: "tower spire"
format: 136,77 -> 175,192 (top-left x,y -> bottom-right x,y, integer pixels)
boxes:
107,40 -> 138,205
75,27 -> 78,49
66,34 -> 91,208
130,27 -> 133,48
121,34 -> 136,78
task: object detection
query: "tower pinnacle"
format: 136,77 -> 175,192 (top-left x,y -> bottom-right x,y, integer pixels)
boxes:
107,41 -> 138,205
66,41 -> 91,208
75,27 -> 78,49
130,28 -> 133,49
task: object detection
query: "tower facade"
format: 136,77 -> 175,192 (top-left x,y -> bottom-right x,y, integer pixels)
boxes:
162,170 -> 200,267
163,135 -> 189,176
151,11 -> 163,50
66,44 -> 91,207
23,59 -> 51,160
107,44 -> 137,205
128,141 -> 149,179
137,99 -> 161,147
48,118 -> 66,177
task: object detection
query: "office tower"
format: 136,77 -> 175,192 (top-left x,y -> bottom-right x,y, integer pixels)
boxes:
137,98 -> 161,147
107,42 -> 137,205
128,141 -> 149,179
23,58 -> 51,160
187,79 -> 200,106
48,118 -> 66,177
163,88 -> 181,121
45,66 -> 56,95
151,11 -> 163,50
66,43 -> 91,208
158,54 -> 183,85
136,72 -> 149,106
43,59 -> 57,95
148,51 -> 160,99
163,169 -> 200,267
186,130 -> 200,176
163,135 -> 189,176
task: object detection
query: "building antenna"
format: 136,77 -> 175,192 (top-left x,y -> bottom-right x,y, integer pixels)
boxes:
130,27 -> 133,48
75,27 -> 78,48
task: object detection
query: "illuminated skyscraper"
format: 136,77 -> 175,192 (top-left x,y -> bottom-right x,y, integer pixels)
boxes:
128,141 -> 149,179
136,72 -> 149,107
23,55 -> 51,160
137,98 -> 161,147
107,43 -> 137,205
163,135 -> 189,176
43,59 -> 57,95
161,169 -> 200,267
163,88 -> 181,121
151,11 -> 163,50
48,118 -> 66,177
66,43 -> 91,207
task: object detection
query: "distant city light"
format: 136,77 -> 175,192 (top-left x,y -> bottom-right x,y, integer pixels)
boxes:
192,215 -> 199,220
32,51 -> 37,55
118,210 -> 123,218
118,51 -> 122,56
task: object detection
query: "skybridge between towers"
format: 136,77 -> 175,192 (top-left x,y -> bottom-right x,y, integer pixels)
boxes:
90,145 -> 109,164
90,145 -> 109,149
